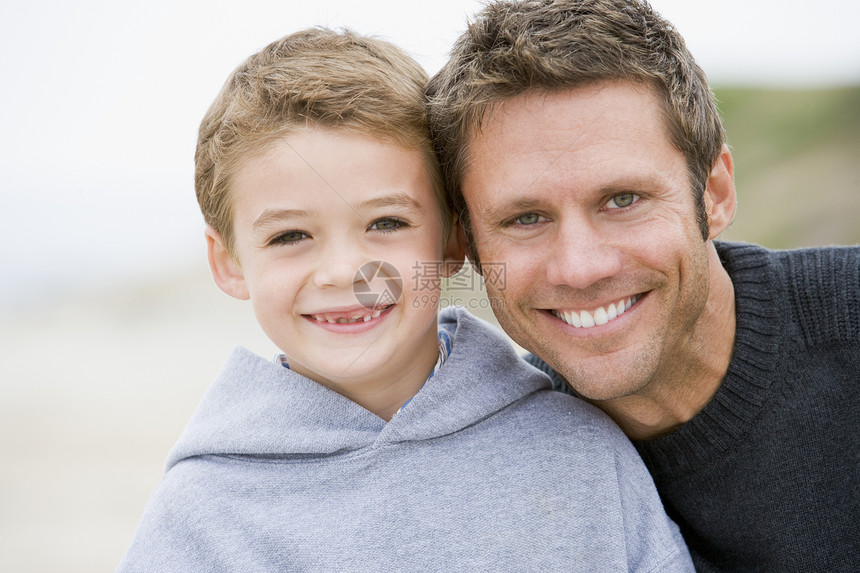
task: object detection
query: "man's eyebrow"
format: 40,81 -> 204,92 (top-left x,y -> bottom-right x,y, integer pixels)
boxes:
356,192 -> 424,211
480,198 -> 545,225
251,208 -> 312,231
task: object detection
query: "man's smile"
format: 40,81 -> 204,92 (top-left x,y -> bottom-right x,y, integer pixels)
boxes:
550,294 -> 641,328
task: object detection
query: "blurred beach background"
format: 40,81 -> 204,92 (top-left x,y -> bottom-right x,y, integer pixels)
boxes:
1,1 -> 859,571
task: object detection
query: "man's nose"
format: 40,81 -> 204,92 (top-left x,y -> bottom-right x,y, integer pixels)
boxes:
543,219 -> 623,290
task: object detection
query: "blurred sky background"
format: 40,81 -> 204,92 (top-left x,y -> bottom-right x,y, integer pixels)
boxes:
1,1 -> 859,572
2,0 -> 860,313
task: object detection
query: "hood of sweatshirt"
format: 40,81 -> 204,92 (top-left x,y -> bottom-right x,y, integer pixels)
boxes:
165,307 -> 549,471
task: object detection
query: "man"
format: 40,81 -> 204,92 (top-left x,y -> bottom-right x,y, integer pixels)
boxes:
427,0 -> 859,570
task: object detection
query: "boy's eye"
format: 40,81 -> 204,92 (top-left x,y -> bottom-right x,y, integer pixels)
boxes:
369,217 -> 407,232
606,193 -> 638,209
270,230 -> 309,245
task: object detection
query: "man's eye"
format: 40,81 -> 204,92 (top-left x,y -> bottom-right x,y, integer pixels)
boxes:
515,213 -> 541,225
369,217 -> 407,232
270,230 -> 308,245
607,193 -> 638,209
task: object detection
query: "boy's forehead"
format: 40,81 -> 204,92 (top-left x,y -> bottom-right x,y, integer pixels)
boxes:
225,124 -> 444,208
227,129 -> 443,222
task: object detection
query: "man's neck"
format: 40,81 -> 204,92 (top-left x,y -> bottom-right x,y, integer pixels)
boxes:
594,246 -> 737,441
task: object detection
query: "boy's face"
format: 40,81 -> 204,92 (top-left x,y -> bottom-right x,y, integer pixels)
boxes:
207,129 -> 459,410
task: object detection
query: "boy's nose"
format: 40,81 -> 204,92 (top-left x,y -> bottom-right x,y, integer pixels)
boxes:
312,240 -> 367,289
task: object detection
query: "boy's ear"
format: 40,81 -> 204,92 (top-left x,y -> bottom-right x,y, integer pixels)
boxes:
205,226 -> 250,300
442,215 -> 468,278
704,144 -> 737,240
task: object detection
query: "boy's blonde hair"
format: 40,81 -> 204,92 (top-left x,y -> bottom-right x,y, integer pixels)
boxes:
195,27 -> 447,255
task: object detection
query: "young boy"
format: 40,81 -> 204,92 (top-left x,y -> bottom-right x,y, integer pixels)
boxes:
117,28 -> 693,571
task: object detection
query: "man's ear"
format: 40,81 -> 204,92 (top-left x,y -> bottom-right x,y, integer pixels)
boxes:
442,215 -> 468,278
704,144 -> 737,240
205,226 -> 250,300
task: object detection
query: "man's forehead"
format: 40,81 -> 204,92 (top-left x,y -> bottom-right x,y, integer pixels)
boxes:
460,82 -> 689,216
480,80 -> 663,125
468,82 -> 667,152
472,83 -> 664,152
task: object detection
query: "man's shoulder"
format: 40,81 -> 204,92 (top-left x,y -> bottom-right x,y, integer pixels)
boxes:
716,240 -> 859,275
718,240 -> 860,347
780,244 -> 860,347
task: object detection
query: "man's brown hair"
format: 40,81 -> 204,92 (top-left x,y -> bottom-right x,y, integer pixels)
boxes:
427,0 -> 724,264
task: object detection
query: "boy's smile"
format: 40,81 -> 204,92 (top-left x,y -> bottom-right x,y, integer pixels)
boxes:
206,128 -> 459,419
306,304 -> 391,325
302,303 -> 394,335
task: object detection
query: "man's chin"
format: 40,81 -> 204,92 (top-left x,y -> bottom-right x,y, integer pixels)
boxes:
544,350 -> 655,402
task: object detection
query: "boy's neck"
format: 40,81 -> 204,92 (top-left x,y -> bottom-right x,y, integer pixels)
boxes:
346,349 -> 440,421
290,332 -> 443,422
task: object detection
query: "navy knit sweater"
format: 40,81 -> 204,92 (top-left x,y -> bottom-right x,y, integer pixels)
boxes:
532,242 -> 860,571
635,242 -> 860,571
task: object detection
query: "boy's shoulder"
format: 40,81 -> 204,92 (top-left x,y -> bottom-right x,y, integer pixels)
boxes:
436,308 -> 628,442
504,385 -> 631,447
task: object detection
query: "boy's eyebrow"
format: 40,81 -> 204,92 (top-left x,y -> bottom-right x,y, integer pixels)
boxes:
356,192 -> 424,211
251,193 -> 424,231
251,208 -> 312,231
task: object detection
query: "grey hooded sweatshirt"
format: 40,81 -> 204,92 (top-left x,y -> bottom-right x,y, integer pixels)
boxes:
118,307 -> 692,572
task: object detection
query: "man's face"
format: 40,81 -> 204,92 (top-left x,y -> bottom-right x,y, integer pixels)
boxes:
461,81 -> 714,401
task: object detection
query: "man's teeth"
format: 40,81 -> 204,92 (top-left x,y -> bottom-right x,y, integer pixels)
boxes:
553,295 -> 639,329
312,310 -> 383,324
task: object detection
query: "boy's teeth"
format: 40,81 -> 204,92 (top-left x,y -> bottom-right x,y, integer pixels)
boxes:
554,295 -> 640,329
313,308 -> 386,324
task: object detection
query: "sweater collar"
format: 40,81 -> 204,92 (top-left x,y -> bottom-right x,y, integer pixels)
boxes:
165,307 -> 548,470
635,242 -> 783,475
